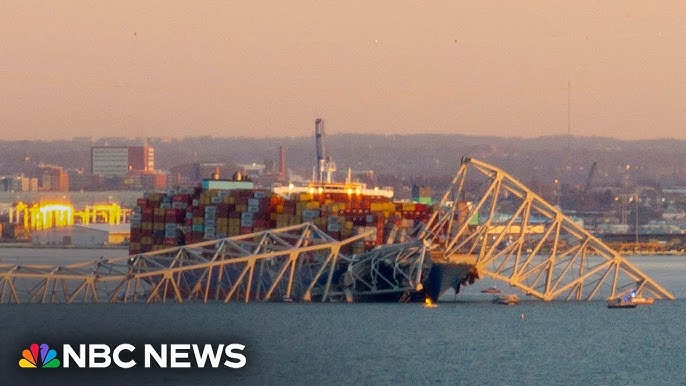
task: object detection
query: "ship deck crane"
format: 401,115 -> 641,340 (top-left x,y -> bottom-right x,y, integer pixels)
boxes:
314,118 -> 336,183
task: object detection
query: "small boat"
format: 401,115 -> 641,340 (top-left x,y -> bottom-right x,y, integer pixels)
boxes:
493,294 -> 519,305
607,297 -> 637,309
481,286 -> 502,294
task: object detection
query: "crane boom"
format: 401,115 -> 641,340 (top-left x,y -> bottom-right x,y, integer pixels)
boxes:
315,118 -> 325,181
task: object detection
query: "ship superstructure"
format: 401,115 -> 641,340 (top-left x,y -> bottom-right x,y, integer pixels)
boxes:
274,118 -> 393,199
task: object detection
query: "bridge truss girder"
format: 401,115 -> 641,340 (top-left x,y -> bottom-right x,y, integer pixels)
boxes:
0,223 -> 372,304
421,157 -> 674,301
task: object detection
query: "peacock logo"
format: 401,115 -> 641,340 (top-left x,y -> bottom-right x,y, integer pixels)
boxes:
19,343 -> 61,368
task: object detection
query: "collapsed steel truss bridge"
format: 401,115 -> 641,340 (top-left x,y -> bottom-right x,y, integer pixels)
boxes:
420,157 -> 673,301
0,158 -> 674,304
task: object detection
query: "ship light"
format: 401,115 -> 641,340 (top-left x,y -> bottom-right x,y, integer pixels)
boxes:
356,187 -> 362,195
288,183 -> 294,191
374,186 -> 379,191
347,188 -> 353,195
318,187 -> 323,194
308,187 -> 315,194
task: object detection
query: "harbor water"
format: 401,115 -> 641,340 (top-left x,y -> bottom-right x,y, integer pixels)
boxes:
1,249 -> 685,385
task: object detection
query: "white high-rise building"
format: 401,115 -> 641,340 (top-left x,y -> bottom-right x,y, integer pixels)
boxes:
91,146 -> 130,177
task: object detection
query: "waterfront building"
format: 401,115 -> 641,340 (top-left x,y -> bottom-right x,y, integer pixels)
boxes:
39,165 -> 69,192
91,145 -> 155,177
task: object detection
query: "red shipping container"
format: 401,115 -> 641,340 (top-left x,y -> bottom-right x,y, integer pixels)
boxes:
172,194 -> 191,204
253,219 -> 271,228
191,232 -> 204,243
252,212 -> 269,221
141,208 -> 154,221
165,209 -> 186,223
130,228 -> 143,242
215,203 -> 235,218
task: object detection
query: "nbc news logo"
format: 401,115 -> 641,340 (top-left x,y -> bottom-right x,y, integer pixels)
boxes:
19,342 -> 246,369
19,343 -> 61,368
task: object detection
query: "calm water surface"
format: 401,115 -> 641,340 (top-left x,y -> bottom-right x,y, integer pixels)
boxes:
1,249 -> 685,385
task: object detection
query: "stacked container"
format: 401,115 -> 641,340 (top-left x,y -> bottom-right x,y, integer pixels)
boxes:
129,186 -> 433,255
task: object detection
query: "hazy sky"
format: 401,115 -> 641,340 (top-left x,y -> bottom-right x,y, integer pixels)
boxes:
3,1 -> 686,140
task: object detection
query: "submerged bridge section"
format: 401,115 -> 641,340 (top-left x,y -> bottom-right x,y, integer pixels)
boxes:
0,158 -> 674,304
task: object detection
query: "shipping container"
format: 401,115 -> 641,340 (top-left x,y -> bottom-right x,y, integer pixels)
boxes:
130,182 -> 434,254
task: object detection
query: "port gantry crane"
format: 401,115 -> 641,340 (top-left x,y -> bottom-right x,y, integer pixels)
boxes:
0,158 -> 674,304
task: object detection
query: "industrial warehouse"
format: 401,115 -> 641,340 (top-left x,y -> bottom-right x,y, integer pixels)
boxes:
31,223 -> 130,248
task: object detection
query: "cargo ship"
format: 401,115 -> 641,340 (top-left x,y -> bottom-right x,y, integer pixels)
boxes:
129,118 -> 432,255
127,119 -> 448,303
128,176 -> 431,255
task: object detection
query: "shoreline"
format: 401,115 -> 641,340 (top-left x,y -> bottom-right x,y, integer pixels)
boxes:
0,242 -> 682,255
622,251 -> 686,256
0,242 -> 127,250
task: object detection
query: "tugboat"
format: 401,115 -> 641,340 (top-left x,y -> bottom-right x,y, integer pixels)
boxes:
607,290 -> 654,308
606,297 -> 638,309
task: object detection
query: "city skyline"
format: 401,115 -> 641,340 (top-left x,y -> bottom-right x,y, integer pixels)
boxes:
3,1 -> 686,140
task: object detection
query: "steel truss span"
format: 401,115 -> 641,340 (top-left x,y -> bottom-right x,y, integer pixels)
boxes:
420,157 -> 674,301
0,223 -> 378,304
0,158 -> 674,304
